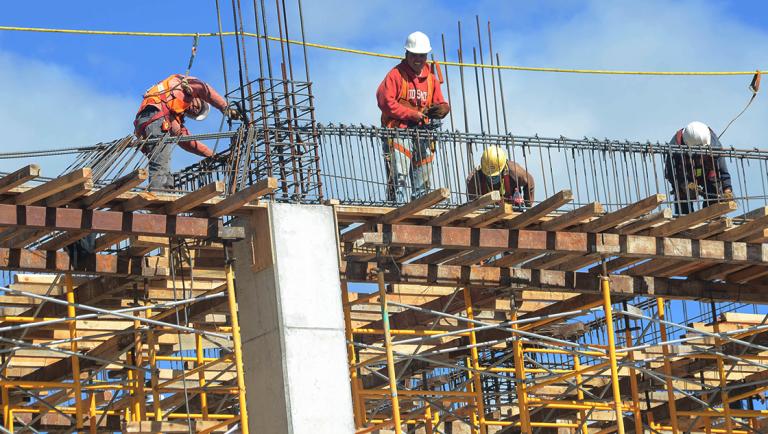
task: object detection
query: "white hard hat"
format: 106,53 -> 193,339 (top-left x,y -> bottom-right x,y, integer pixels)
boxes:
682,121 -> 711,147
186,100 -> 210,121
404,31 -> 432,54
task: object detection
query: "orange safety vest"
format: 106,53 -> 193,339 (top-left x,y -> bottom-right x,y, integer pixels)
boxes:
382,68 -> 436,167
134,74 -> 192,135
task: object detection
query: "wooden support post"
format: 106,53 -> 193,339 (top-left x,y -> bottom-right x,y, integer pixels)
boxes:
711,302 -> 734,434
65,273 -> 85,430
656,297 -> 679,434
377,269 -> 403,434
622,302 -> 644,434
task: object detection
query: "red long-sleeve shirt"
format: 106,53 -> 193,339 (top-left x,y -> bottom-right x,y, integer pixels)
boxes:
138,75 -> 228,157
376,61 -> 447,129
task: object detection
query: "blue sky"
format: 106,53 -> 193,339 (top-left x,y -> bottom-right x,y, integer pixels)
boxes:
1,0 -> 768,175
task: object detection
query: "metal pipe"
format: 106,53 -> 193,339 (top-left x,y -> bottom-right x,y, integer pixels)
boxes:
65,273 -> 84,430
376,268 -> 403,433
600,274 -> 625,434
224,242 -> 250,434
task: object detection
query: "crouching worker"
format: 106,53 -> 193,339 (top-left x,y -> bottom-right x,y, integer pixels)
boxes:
664,121 -> 733,215
134,74 -> 240,191
466,145 -> 535,208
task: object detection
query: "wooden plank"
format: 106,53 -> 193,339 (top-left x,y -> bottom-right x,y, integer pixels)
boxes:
647,201 -> 737,237
94,233 -> 129,252
429,191 -> 500,226
0,164 -> 40,194
507,189 -> 572,230
538,202 -> 603,231
78,169 -> 148,209
13,168 -> 91,205
115,192 -> 157,212
613,209 -> 672,235
578,194 -> 666,233
165,181 -> 225,215
44,180 -> 94,207
207,177 -> 278,217
464,203 -> 514,228
682,218 -> 733,239
0,248 -> 143,275
715,214 -> 768,241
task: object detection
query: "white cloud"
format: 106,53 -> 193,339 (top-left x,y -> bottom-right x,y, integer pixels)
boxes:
0,49 -> 135,175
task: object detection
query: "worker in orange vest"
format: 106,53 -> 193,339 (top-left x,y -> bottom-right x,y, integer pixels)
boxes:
466,145 -> 535,208
376,31 -> 450,203
134,74 -> 240,190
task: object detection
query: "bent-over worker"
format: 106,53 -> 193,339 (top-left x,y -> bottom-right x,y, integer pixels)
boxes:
466,145 -> 535,208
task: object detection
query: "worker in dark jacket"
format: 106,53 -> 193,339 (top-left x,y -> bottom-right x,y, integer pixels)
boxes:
664,121 -> 733,215
466,145 -> 535,208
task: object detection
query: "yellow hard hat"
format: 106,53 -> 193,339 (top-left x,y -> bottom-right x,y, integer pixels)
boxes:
480,146 -> 508,177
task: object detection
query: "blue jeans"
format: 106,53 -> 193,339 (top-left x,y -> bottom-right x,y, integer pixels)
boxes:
384,136 -> 433,203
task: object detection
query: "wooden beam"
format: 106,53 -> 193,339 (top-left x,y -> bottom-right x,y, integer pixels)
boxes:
464,203 -> 514,228
0,204 -> 219,238
14,168 -> 92,205
613,209 -> 672,235
507,189 -> 572,229
78,169 -> 148,209
94,233 -> 129,252
207,177 -> 278,217
361,224 -> 768,266
578,194 -> 666,233
343,261 -> 768,304
0,248 -> 145,275
429,191 -> 500,226
165,181 -> 225,215
0,164 -> 40,194
715,214 -> 768,241
538,202 -> 603,231
44,180 -> 94,207
682,218 -> 733,239
115,192 -> 157,212
647,201 -> 737,237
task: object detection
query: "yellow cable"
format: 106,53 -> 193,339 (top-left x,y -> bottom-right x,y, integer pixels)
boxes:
0,25 -> 764,76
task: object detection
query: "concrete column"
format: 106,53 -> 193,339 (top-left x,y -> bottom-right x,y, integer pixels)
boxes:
233,203 -> 355,434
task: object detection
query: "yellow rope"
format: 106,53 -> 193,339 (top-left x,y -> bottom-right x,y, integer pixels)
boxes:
0,25 -> 764,76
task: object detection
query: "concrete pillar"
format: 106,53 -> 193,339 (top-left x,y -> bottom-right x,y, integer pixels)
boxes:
233,203 -> 354,434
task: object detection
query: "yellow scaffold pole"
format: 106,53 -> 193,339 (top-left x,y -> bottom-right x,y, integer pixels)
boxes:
341,281 -> 366,427
600,272 -> 625,434
376,269 -> 403,434
656,297 -> 680,434
511,305 -> 531,434
224,242 -> 250,434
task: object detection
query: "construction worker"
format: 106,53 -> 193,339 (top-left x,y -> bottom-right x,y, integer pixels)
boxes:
466,145 -> 535,208
376,31 -> 450,202
134,74 -> 240,190
664,121 -> 733,215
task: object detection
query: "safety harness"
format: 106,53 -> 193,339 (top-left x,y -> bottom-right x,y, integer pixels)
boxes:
134,74 -> 193,137
382,66 -> 435,167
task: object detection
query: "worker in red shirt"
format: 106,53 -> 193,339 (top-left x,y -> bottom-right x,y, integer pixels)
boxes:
134,74 -> 240,190
376,31 -> 450,202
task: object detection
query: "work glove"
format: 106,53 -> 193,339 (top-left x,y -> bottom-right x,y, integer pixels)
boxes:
224,108 -> 242,120
425,103 -> 450,120
723,190 -> 734,200
686,182 -> 701,193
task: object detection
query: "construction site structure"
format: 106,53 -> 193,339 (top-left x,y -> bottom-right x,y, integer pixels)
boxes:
1,1 -> 768,433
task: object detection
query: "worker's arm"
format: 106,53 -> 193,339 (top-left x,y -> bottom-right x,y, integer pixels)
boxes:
376,70 -> 424,124
175,125 -> 214,157
185,76 -> 228,112
429,75 -> 450,113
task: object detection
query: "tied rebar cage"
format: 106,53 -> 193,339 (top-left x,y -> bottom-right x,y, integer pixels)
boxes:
174,78 -> 323,203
